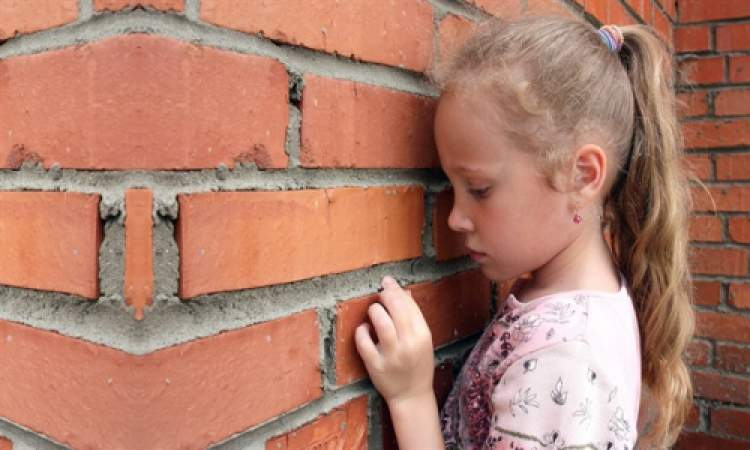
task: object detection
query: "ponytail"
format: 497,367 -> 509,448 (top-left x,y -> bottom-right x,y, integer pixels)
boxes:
605,26 -> 695,449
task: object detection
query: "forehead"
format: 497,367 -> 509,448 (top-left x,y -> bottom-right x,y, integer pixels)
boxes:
434,90 -> 512,172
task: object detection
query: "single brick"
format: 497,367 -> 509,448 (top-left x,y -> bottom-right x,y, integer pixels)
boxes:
94,0 -> 183,11
728,283 -> 750,309
711,407 -> 750,438
683,119 -> 750,149
0,0 -> 77,39
438,14 -> 476,64
715,91 -> 750,117
0,192 -> 101,298
716,154 -> 750,180
526,0 -> 578,19
585,0 -> 608,22
679,56 -> 725,85
200,0 -> 434,72
730,56 -> 750,84
695,311 -> 750,343
677,91 -> 709,118
683,154 -> 711,180
335,270 -> 491,385
693,280 -> 721,306
652,7 -> 673,47
716,342 -> 750,375
0,34 -> 288,170
717,23 -> 750,52
679,0 -> 750,23
0,437 -> 10,450
689,247 -> 748,276
685,339 -> 711,367
690,185 -> 750,212
433,189 -> 467,261
300,76 -> 438,168
691,370 -> 750,404
689,215 -> 722,242
684,402 -> 701,429
729,217 -> 750,244
177,186 -> 424,298
675,25 -> 711,53
0,311 -> 320,449
124,189 -> 153,320
266,396 -> 368,450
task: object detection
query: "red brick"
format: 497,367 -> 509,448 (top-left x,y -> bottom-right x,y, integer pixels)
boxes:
300,76 -> 438,168
381,361 -> 454,450
692,370 -> 750,404
201,0 -> 434,72
466,0 -> 524,18
433,189 -> 467,261
677,92 -> 709,118
656,0 -> 676,20
0,192 -> 100,298
526,0 -> 578,19
675,25 -> 711,52
691,185 -> 750,212
689,247 -> 748,276
729,282 -> 750,309
730,56 -> 750,84
695,311 -> 750,343
729,217 -> 750,244
335,270 -> 491,385
94,0 -> 183,11
585,0 -> 608,22
683,154 -> 711,180
0,0 -> 77,39
652,5 -> 672,46
177,187 -> 424,298
716,343 -> 750,374
679,56 -> 725,85
0,311 -> 321,449
693,280 -> 721,306
0,437 -> 10,450
684,120 -> 750,149
686,339 -> 712,366
0,34 -> 288,170
679,0 -> 750,23
124,189 -> 153,320
438,14 -> 476,63
717,23 -> 750,52
716,91 -> 750,117
675,432 -> 750,450
266,396 -> 368,450
684,402 -> 701,429
711,407 -> 750,438
689,215 -> 722,242
716,154 -> 750,180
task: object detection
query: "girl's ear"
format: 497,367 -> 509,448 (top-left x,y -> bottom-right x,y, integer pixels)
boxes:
570,144 -> 607,202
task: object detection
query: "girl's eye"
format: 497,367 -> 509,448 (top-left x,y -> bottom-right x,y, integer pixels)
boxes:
469,187 -> 490,199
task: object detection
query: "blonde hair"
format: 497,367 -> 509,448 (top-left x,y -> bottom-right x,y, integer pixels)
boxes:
429,15 -> 695,448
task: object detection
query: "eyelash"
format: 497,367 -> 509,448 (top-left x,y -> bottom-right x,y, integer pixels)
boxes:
469,187 -> 490,199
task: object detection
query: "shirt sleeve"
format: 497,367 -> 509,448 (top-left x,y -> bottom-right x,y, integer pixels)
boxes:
484,339 -> 637,449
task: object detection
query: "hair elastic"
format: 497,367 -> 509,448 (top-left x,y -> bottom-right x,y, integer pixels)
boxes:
597,25 -> 624,53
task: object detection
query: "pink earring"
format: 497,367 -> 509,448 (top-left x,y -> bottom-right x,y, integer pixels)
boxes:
573,213 -> 582,224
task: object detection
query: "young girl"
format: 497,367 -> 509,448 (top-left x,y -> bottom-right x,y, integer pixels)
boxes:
354,14 -> 696,450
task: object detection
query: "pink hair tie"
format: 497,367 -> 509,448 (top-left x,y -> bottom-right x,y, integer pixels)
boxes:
597,25 -> 624,53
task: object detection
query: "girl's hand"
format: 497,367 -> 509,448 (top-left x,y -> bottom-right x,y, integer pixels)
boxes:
354,275 -> 435,405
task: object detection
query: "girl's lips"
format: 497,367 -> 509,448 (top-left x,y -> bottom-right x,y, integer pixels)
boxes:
468,250 -> 487,261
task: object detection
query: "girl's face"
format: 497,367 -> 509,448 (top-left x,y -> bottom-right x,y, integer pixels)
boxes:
434,89 -> 576,283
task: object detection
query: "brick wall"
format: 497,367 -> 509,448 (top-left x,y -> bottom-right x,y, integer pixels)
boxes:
675,0 -> 750,447
1,0 -> 740,449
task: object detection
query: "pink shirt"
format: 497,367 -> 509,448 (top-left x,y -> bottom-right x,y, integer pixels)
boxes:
440,273 -> 641,449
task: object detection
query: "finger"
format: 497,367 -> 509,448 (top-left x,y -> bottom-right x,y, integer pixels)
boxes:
367,302 -> 398,350
354,323 -> 380,366
378,276 -> 414,336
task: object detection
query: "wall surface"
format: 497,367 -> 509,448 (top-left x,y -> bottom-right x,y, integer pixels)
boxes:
0,0 -> 745,449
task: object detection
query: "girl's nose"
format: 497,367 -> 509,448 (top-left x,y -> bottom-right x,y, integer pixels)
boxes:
448,203 -> 474,233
